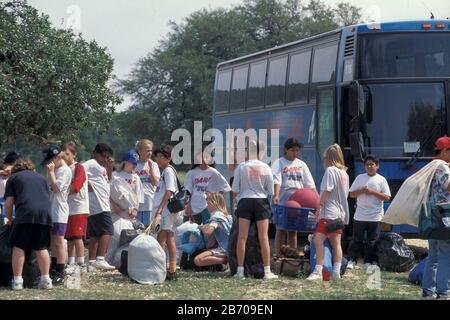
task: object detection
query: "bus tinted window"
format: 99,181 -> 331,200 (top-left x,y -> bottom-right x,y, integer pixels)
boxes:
364,83 -> 444,157
266,56 -> 288,106
215,70 -> 232,113
310,44 -> 338,101
230,66 -> 248,111
360,33 -> 450,78
287,50 -> 311,104
247,60 -> 267,109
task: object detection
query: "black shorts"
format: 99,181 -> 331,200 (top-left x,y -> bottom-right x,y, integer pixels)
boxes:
87,212 -> 114,238
9,223 -> 51,251
235,198 -> 272,222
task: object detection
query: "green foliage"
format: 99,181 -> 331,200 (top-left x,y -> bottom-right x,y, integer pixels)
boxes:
0,0 -> 122,146
117,0 -> 361,144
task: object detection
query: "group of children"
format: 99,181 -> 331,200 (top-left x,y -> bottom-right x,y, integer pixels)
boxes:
1,136 -> 392,290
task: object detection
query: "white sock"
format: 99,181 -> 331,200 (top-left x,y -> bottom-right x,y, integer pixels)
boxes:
96,256 -> 105,261
40,275 -> 51,281
333,263 -> 342,273
264,266 -> 272,274
314,265 -> 323,274
68,257 -> 75,265
14,276 -> 23,283
237,266 -> 244,275
76,257 -> 85,264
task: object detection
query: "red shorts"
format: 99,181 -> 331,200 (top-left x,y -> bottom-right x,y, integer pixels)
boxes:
315,219 -> 344,236
65,214 -> 88,240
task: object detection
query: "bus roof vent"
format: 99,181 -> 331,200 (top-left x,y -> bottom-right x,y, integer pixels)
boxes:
344,35 -> 355,57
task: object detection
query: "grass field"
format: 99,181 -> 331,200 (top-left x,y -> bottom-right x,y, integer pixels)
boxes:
0,266 -> 421,300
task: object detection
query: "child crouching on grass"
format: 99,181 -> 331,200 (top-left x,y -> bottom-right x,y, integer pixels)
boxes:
194,192 -> 233,271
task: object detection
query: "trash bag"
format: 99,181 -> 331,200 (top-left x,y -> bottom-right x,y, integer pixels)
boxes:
127,234 -> 166,284
106,215 -> 134,264
119,229 -> 141,247
376,232 -> 415,272
0,225 -> 12,264
408,256 -> 429,286
228,219 -> 264,279
111,244 -> 129,269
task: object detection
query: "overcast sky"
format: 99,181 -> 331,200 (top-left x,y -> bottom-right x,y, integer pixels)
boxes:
24,0 -> 450,111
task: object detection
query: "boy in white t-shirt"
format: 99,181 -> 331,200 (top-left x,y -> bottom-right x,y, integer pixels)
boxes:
43,145 -> 73,285
347,155 -> 391,269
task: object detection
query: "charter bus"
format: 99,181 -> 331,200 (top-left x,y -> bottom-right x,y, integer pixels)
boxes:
212,20 -> 450,235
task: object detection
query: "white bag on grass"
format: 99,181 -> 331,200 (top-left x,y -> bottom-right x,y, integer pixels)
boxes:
382,160 -> 445,227
106,215 -> 134,264
128,234 -> 166,284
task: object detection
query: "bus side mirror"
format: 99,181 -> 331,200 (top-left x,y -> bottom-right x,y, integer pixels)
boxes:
349,82 -> 366,117
349,132 -> 366,160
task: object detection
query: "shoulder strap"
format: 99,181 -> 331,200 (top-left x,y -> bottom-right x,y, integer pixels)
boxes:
168,165 -> 183,191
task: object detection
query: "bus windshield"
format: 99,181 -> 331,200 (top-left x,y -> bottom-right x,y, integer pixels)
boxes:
359,33 -> 450,78
364,82 -> 445,157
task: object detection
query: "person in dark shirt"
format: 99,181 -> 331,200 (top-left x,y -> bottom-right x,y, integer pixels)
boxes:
4,159 -> 53,290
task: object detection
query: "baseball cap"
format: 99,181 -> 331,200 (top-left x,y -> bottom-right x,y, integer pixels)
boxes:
122,150 -> 139,164
434,136 -> 450,151
41,145 -> 61,165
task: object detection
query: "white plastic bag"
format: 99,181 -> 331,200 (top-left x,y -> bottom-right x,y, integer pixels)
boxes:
383,160 -> 445,227
106,215 -> 134,264
176,221 -> 199,237
128,234 -> 166,284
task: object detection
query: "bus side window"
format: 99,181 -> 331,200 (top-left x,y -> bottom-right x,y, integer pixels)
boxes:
317,87 -> 336,158
310,44 -> 338,103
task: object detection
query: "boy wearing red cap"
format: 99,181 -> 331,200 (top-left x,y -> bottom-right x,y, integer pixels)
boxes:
422,136 -> 450,300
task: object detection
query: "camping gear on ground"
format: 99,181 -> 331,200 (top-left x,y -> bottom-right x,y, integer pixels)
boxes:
383,160 -> 446,227
110,175 -> 140,219
418,202 -> 450,240
167,166 -> 190,214
228,219 -> 264,279
375,232 -> 415,272
310,238 -> 348,280
408,256 -> 429,286
127,234 -> 166,284
289,188 -> 320,209
274,204 -> 317,232
176,222 -> 205,255
274,257 -> 310,277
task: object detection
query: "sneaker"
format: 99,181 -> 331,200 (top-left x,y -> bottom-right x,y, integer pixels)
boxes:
263,272 -> 279,280
94,260 -> 116,271
332,271 -> 341,280
437,294 -> 450,300
165,272 -> 176,281
233,273 -> 245,279
347,260 -> 356,270
423,293 -> 438,300
65,265 -> 76,275
11,280 -> 23,290
51,271 -> 65,286
306,271 -> 322,281
38,278 -> 53,290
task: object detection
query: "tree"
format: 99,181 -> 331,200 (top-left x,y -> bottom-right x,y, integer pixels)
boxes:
0,0 -> 122,146
117,0 -> 361,143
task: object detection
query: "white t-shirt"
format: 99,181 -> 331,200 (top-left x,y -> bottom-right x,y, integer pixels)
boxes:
320,166 -> 350,224
232,160 -> 274,201
184,167 -> 231,214
134,160 -> 160,212
83,159 -> 111,215
349,173 -> 391,222
68,162 -> 90,216
49,165 -> 72,224
271,157 -> 316,200
152,166 -> 178,217
113,171 -> 145,205
0,178 -> 6,198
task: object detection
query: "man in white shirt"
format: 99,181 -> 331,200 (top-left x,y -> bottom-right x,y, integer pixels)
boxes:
348,155 -> 391,269
83,143 -> 116,271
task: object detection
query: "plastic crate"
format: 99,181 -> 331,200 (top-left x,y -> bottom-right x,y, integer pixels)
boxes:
274,205 -> 317,232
